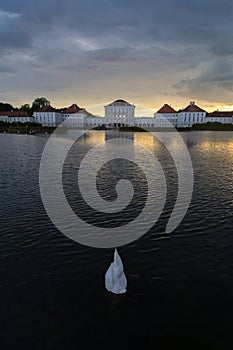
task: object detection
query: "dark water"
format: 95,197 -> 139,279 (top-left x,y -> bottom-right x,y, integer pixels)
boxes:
1,131 -> 233,349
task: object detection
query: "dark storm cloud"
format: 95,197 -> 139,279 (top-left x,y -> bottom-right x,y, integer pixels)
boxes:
1,0 -> 233,106
0,11 -> 30,51
1,0 -> 233,48
172,56 -> 233,104
209,43 -> 233,57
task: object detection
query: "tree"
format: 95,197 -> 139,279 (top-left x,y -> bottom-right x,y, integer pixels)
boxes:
31,97 -> 50,111
0,102 -> 14,111
20,104 -> 32,115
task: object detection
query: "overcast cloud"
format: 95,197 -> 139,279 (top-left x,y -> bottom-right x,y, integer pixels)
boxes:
0,0 -> 233,112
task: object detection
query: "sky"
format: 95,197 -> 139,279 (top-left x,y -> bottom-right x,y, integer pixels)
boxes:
1,0 -> 233,115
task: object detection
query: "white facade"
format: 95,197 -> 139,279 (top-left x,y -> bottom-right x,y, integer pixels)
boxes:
34,111 -> 63,127
134,117 -> 155,128
85,116 -> 105,128
8,116 -> 34,123
177,102 -> 206,127
205,112 -> 233,124
154,113 -> 178,127
33,102 -> 63,127
0,113 -> 34,123
105,99 -> 135,127
0,115 -> 9,122
154,104 -> 178,127
31,100 -> 233,129
154,102 -> 206,128
178,111 -> 205,127
64,109 -> 105,128
2,99 -> 233,129
64,110 -> 86,128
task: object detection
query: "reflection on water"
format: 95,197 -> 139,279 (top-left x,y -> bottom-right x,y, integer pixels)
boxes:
134,132 -> 157,150
105,130 -> 134,142
1,131 -> 233,349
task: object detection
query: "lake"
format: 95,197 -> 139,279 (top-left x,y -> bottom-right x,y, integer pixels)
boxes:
1,131 -> 233,349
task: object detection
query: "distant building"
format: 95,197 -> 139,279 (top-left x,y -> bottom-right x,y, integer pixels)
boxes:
62,104 -> 85,128
85,112 -> 105,128
154,104 -> 178,127
134,117 -> 155,128
62,103 -> 104,128
0,112 -> 9,123
177,101 -> 206,127
62,103 -> 82,120
206,111 -> 233,124
30,99 -> 233,129
64,108 -> 103,128
64,108 -> 87,128
0,111 -> 34,123
33,102 -> 63,127
105,99 -> 135,127
154,101 -> 209,128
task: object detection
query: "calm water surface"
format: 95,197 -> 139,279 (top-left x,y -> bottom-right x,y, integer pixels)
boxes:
1,131 -> 233,349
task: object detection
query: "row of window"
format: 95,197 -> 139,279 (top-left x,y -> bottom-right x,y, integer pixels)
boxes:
36,116 -> 54,121
207,118 -> 232,122
183,116 -> 202,123
6,118 -> 32,122
106,111 -> 134,115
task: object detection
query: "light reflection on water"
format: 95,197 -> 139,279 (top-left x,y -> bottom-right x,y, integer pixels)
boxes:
1,131 -> 233,349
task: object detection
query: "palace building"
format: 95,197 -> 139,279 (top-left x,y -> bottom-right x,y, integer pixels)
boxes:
205,111 -> 233,124
177,101 -> 206,127
154,104 -> 178,127
1,98 -> 232,128
105,99 -> 135,127
33,102 -> 63,127
0,111 -> 34,123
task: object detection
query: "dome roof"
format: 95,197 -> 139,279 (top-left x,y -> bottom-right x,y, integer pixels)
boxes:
106,99 -> 133,107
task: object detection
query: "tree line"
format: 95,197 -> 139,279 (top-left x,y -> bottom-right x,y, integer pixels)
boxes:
0,97 -> 51,115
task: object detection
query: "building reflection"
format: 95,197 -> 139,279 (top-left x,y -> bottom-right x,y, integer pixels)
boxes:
105,130 -> 134,142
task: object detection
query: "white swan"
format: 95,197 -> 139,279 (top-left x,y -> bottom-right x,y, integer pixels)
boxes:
105,249 -> 127,294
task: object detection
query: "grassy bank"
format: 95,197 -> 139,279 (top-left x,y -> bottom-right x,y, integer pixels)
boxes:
192,122 -> 233,131
120,123 -> 233,132
0,122 -> 56,135
1,121 -> 233,135
119,126 -> 149,132
119,126 -> 193,132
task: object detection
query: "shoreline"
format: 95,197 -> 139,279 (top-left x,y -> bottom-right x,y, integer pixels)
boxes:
1,122 -> 233,136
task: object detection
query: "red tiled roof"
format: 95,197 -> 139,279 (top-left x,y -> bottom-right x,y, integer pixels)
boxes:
63,104 -> 81,114
0,111 -> 30,117
35,105 -> 56,112
156,104 -> 177,114
181,102 -> 206,113
207,111 -> 233,118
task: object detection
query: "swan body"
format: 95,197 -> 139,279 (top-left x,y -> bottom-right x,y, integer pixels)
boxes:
105,249 -> 127,294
